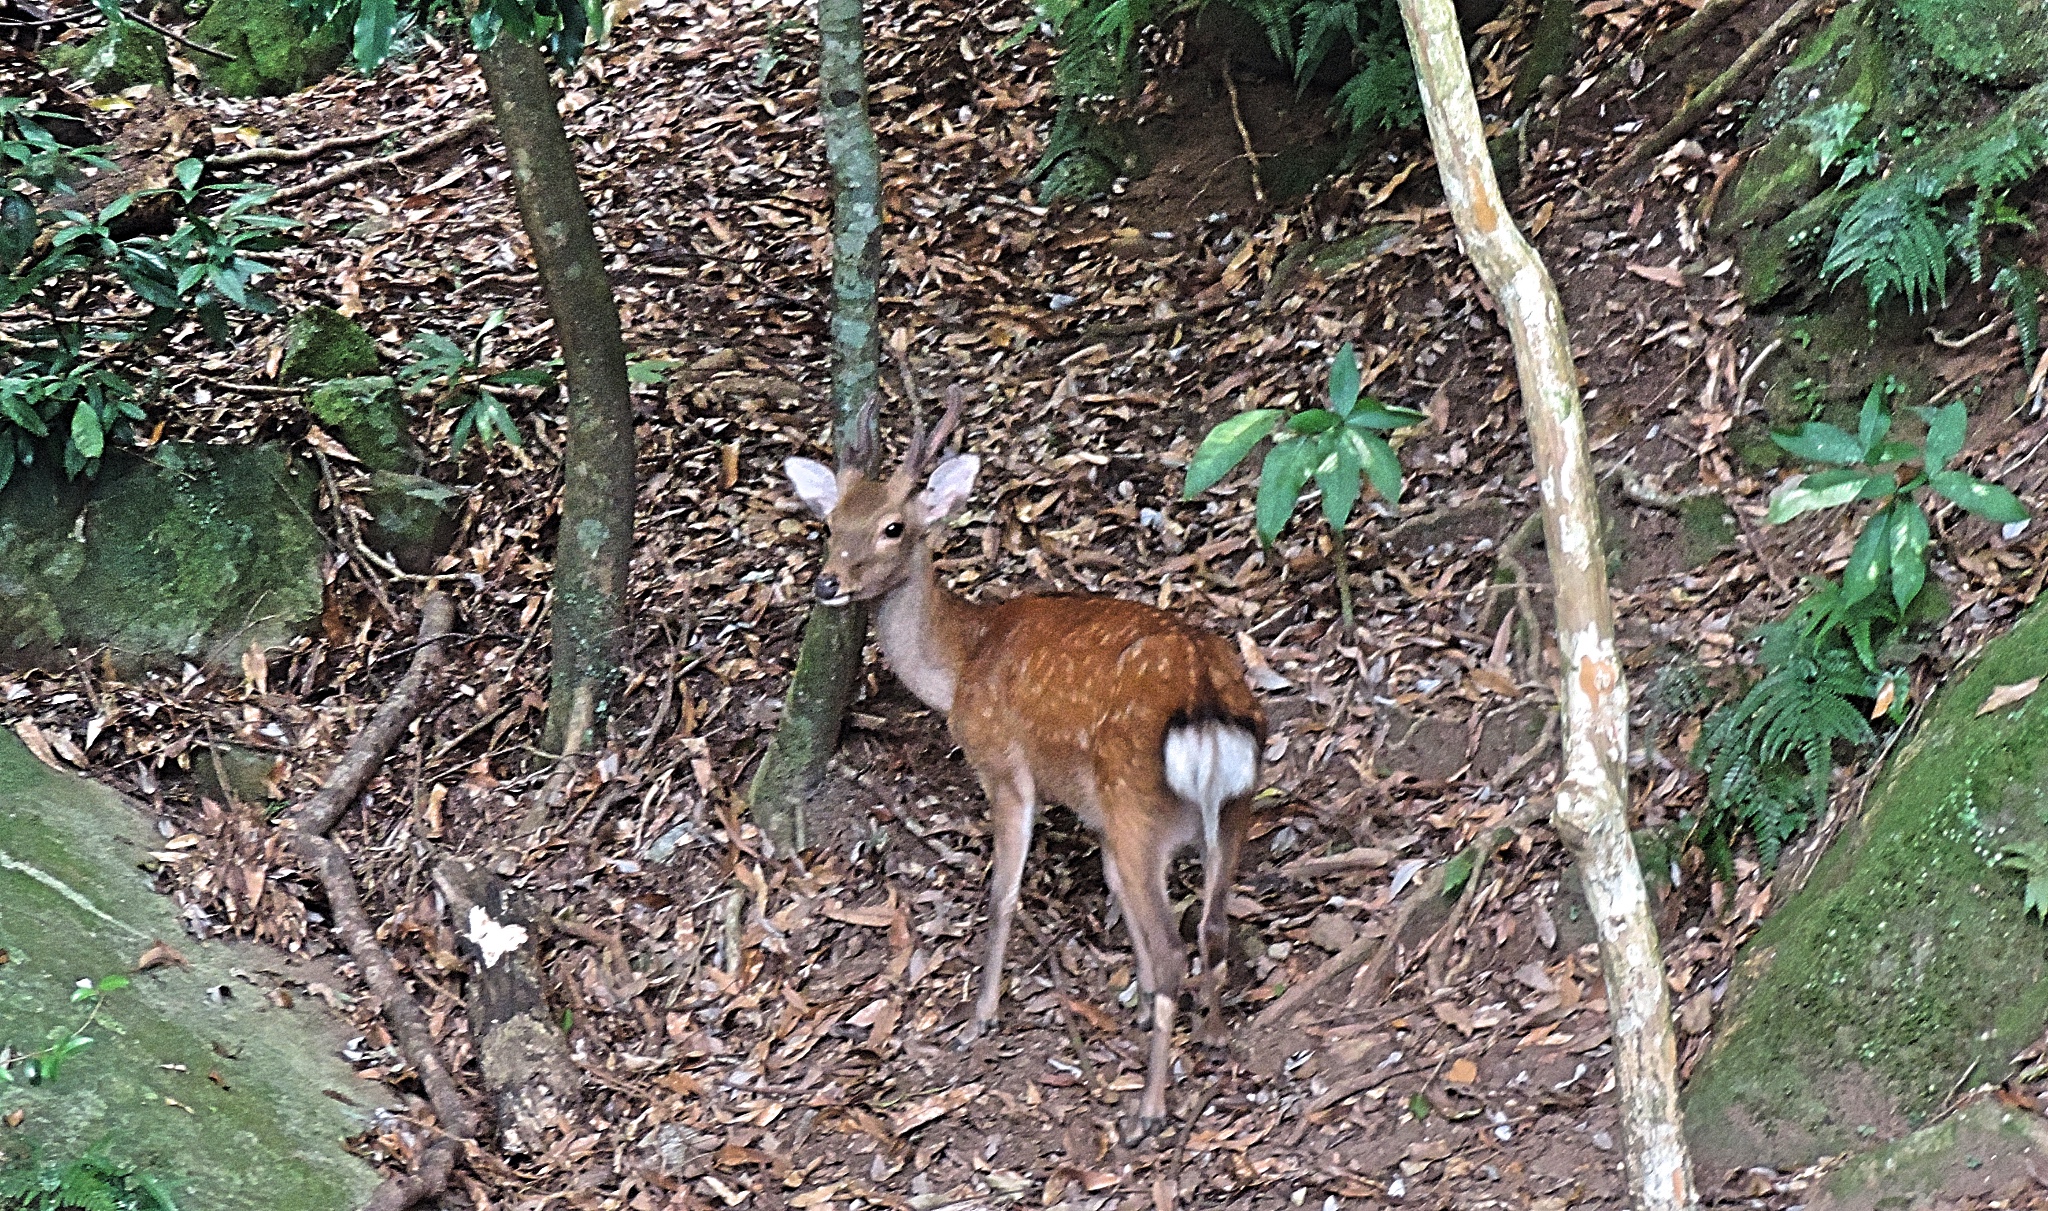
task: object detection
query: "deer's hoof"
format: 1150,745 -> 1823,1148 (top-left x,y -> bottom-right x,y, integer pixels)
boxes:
953,1017 -> 991,1052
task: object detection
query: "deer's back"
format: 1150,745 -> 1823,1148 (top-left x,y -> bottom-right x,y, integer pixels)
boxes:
948,594 -> 1263,823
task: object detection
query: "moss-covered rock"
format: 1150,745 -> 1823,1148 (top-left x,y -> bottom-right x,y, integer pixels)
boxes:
43,22 -> 171,92
1891,0 -> 2048,87
0,444 -> 323,667
1677,495 -> 1737,568
190,0 -> 345,98
303,376 -> 422,473
280,306 -> 377,383
1816,1097 -> 2048,1210
0,729 -> 393,1209
361,470 -> 465,573
1682,598 -> 2048,1172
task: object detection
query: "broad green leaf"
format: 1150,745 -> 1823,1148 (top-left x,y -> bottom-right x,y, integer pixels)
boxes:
353,0 -> 396,66
1315,435 -> 1362,532
1856,472 -> 1896,501
1841,510 -> 1892,606
1328,341 -> 1361,417
1870,441 -> 1922,466
1766,472 -> 1867,523
1918,401 -> 1967,470
1771,421 -> 1863,465
69,402 -> 102,460
1287,408 -> 1339,435
1254,437 -> 1315,545
0,189 -> 33,268
1349,428 -> 1403,505
1889,498 -> 1930,611
175,157 -> 203,191
1928,470 -> 2029,522
1856,388 -> 1891,455
1347,400 -> 1425,431
1184,408 -> 1281,498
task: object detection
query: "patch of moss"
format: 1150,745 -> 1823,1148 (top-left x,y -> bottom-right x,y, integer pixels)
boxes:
303,376 -> 421,473
189,0 -> 345,96
1677,495 -> 1737,568
1683,599 -> 2048,1172
1890,0 -> 2048,87
42,22 -> 171,92
279,306 -> 377,383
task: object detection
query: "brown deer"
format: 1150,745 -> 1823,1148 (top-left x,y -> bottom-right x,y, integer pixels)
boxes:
783,390 -> 1266,1131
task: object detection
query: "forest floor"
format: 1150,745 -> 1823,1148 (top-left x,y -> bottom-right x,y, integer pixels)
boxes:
9,0 -> 2048,1207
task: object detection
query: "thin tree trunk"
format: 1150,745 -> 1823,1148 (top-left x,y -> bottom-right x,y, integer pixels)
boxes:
1393,1 -> 1699,1206
748,0 -> 883,853
477,33 -> 637,757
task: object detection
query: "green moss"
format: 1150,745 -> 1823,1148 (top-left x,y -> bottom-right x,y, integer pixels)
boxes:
1677,495 -> 1737,568
1891,0 -> 2048,87
43,22 -> 171,92
190,0 -> 344,96
1507,0 -> 1577,111
279,306 -> 376,383
360,470 -> 465,573
0,730 -> 391,1208
1684,599 -> 2048,1171
303,376 -> 421,473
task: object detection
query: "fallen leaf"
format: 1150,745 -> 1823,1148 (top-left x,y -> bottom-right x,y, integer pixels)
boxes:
13,719 -> 62,768
1444,1057 -> 1478,1085
136,940 -> 189,971
1978,677 -> 2041,716
1469,663 -> 1519,698
888,1082 -> 982,1135
1237,631 -> 1293,691
823,902 -> 898,928
1626,261 -> 1686,288
1431,1001 -> 1474,1037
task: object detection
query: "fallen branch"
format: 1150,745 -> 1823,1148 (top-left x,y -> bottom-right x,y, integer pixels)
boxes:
1599,0 -> 1827,187
286,594 -> 474,1210
1221,62 -> 1266,206
1487,708 -> 1560,792
287,593 -> 455,835
1563,0 -> 1755,117
1256,863 -> 1444,1030
212,115 -> 435,167
269,114 -> 492,205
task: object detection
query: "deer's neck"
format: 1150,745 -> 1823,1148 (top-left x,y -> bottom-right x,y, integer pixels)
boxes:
874,541 -> 979,715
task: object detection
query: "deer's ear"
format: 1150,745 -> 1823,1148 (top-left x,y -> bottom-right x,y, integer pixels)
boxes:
916,454 -> 980,523
784,458 -> 840,517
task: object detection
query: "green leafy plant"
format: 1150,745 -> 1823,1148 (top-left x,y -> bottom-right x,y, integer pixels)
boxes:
1997,839 -> 2048,922
0,1146 -> 178,1211
1692,595 -> 1886,869
0,975 -> 128,1086
1184,341 -> 1421,627
2,106 -> 296,490
395,309 -> 552,453
1767,378 -> 2026,663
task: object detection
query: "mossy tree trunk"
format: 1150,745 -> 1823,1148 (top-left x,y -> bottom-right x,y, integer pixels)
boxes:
477,33 -> 637,757
1395,0 -> 1699,1206
747,0 -> 884,853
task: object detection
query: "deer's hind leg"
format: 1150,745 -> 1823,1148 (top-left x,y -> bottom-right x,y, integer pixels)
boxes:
963,758 -> 1036,1047
1100,799 -> 1193,1133
1194,791 -> 1251,1046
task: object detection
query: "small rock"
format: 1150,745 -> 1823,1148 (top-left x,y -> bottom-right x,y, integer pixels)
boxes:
1306,913 -> 1357,954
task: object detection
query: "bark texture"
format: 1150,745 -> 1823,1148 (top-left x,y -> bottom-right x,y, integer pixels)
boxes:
477,33 -> 637,756
747,0 -> 884,852
1393,0 -> 1700,1206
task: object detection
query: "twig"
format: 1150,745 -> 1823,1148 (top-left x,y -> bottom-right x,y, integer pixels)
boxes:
1599,0 -> 1828,186
1220,63 -> 1266,206
1256,865 -> 1443,1030
269,114 -> 492,205
286,594 -> 456,836
1733,336 -> 1783,412
1563,0 -> 1756,117
212,115 -> 435,167
117,8 -> 234,60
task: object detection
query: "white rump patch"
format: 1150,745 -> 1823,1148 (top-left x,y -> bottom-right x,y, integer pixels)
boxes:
1163,721 -> 1259,852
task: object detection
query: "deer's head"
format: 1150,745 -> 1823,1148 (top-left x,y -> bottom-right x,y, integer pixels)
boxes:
784,387 -> 979,606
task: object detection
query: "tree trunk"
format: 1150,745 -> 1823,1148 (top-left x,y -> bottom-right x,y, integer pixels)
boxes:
1393,1 -> 1700,1207
747,0 -> 884,853
477,33 -> 637,757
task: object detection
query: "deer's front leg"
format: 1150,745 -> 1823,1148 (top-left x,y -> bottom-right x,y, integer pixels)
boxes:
960,764 -> 1036,1048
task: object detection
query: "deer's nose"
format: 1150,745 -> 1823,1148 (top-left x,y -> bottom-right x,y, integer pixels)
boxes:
814,574 -> 842,601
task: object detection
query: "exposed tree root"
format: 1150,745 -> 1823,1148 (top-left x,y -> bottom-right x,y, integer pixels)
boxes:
268,114 -> 492,205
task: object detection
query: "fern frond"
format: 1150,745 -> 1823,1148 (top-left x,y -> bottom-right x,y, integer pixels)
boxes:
1823,173 -> 1952,311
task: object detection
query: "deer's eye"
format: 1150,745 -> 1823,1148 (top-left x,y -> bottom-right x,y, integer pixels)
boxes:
882,521 -> 905,539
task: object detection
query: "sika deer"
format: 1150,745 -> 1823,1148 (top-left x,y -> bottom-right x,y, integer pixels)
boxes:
784,391 -> 1266,1131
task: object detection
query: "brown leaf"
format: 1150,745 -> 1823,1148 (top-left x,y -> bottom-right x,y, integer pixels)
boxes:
1625,261 -> 1687,288
1469,663 -> 1519,698
887,1082 -> 982,1135
823,902 -> 898,928
136,940 -> 189,971
1444,1057 -> 1478,1085
1431,1001 -> 1475,1037
1978,677 -> 2041,716
13,719 -> 63,769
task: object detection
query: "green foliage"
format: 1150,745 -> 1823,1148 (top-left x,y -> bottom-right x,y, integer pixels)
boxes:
1025,0 -> 1418,196
1693,595 -> 1886,869
1998,839 -> 2048,922
295,0 -> 607,68
0,975 -> 127,1087
395,309 -> 550,453
1183,341 -> 1419,544
0,1147 -> 178,1211
1993,262 -> 2047,360
1811,91 -> 2048,314
1768,378 -> 2025,633
1,103 -> 295,491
